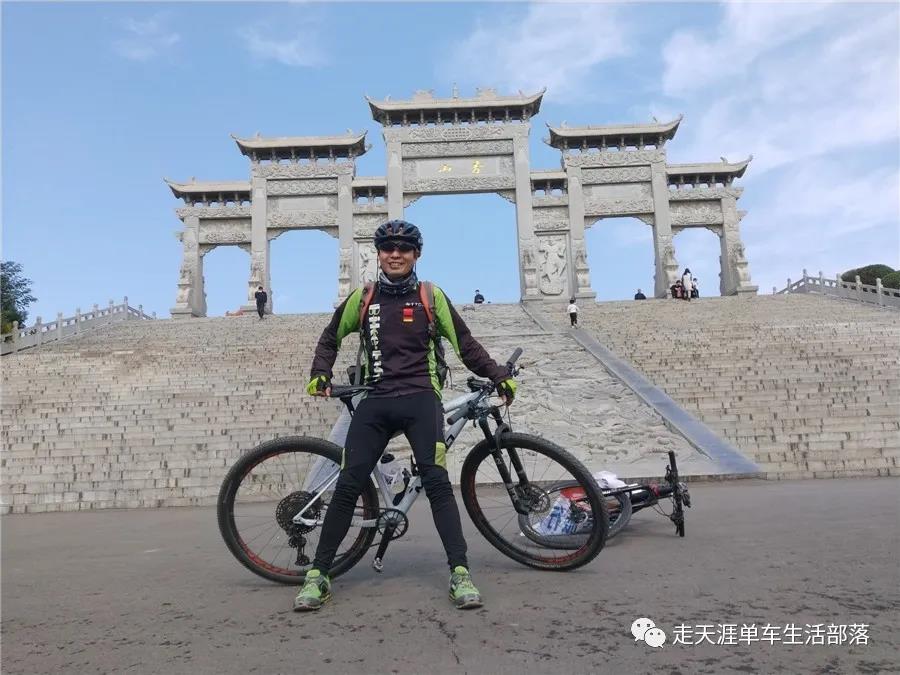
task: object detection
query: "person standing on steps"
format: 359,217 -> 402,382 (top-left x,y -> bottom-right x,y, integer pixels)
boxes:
567,297 -> 579,327
634,289 -> 647,300
473,289 -> 485,305
681,269 -> 694,302
296,219 -> 518,612
254,286 -> 268,319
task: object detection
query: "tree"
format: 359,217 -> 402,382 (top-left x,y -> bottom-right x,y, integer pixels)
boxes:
881,271 -> 900,290
841,264 -> 895,286
1,261 -> 37,333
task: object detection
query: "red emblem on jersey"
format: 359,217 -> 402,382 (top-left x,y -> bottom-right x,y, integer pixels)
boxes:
402,306 -> 414,323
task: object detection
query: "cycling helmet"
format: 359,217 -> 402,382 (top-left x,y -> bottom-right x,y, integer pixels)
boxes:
373,219 -> 423,252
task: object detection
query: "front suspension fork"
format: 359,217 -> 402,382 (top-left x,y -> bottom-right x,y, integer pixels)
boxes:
478,416 -> 531,515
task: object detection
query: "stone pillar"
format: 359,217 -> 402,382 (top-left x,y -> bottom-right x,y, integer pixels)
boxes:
513,128 -> 538,299
386,141 -> 403,220
171,216 -> 205,318
244,176 -> 270,313
337,172 -> 354,304
564,164 -> 595,300
649,159 -> 678,298
720,195 -> 758,296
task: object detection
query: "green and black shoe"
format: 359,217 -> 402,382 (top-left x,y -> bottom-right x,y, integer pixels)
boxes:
293,569 -> 332,612
449,566 -> 483,610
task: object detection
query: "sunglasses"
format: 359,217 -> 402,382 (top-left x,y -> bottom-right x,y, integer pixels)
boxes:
377,242 -> 417,254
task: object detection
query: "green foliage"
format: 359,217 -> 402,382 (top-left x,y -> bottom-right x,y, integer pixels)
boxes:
881,271 -> 900,290
841,264 -> 895,285
1,261 -> 37,333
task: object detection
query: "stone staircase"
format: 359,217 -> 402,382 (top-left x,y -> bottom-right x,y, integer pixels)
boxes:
2,304 -> 709,514
576,294 -> 900,479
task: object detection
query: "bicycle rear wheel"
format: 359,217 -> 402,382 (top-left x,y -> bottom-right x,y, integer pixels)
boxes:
460,433 -> 608,571
217,436 -> 378,585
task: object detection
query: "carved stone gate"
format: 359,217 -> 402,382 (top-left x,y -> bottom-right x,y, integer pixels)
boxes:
167,89 -> 756,318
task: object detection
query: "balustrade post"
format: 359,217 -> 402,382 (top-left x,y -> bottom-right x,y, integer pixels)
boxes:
818,270 -> 824,290
75,308 -> 81,334
124,296 -> 129,320
138,304 -> 143,319
35,317 -> 43,347
855,275 -> 862,303
56,312 -> 64,341
93,304 -> 99,321
802,269 -> 808,287
108,299 -> 114,318
773,286 -> 777,295
786,278 -> 791,294
876,278 -> 884,306
11,321 -> 19,353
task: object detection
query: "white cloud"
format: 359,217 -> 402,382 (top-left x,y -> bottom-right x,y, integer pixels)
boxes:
238,19 -> 325,67
112,15 -> 180,62
442,3 -> 630,103
656,2 -> 899,293
661,3 -> 899,173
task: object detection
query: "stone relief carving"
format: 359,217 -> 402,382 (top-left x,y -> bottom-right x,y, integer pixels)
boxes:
254,163 -> 353,179
176,206 -> 251,220
729,242 -> 751,285
353,213 -> 387,238
401,141 -> 514,159
338,247 -> 352,299
199,223 -> 251,244
656,235 -> 680,288
359,244 -> 378,283
670,201 -> 723,226
538,235 -> 567,296
565,149 -> 664,168
668,187 -> 743,201
268,212 -> 337,229
533,208 -> 569,231
572,239 -> 591,292
353,203 -> 390,215
583,198 -> 654,216
635,214 -> 655,226
521,239 -> 539,296
403,176 -> 515,193
532,195 -> 569,208
582,167 -> 652,184
403,194 -> 422,207
266,179 -> 338,196
496,190 -> 516,204
175,265 -> 193,305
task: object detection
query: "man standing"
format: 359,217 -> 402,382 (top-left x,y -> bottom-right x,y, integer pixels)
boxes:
295,219 -> 517,612
634,289 -> 647,300
473,289 -> 485,305
254,286 -> 268,319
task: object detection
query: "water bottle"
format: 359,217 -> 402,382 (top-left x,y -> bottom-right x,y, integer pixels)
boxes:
378,453 -> 403,488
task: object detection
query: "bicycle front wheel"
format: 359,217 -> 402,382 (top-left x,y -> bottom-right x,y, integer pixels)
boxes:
460,433 -> 608,571
217,436 -> 379,585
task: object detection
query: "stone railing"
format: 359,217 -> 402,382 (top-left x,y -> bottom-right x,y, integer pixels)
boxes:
1,297 -> 156,355
774,270 -> 900,309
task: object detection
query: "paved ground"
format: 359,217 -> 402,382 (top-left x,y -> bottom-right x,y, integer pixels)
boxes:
2,478 -> 898,674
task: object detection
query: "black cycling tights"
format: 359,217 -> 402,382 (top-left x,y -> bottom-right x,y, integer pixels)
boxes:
312,391 -> 468,574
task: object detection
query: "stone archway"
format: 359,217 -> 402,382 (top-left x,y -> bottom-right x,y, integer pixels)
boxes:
167,88 -> 758,317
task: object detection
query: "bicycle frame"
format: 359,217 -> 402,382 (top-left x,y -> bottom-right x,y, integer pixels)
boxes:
291,388 -> 483,530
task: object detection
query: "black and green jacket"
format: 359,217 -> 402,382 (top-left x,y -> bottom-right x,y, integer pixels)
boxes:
310,283 -> 507,398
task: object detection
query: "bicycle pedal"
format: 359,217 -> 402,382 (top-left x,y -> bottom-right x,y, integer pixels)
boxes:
373,557 -> 384,573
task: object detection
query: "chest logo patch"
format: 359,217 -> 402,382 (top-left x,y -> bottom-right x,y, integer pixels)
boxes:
402,306 -> 414,323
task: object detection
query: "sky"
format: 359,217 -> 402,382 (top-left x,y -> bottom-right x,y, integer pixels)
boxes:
3,1 -> 898,321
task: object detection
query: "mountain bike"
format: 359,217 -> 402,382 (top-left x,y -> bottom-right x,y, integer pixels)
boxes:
216,348 -> 609,584
517,450 -> 692,549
